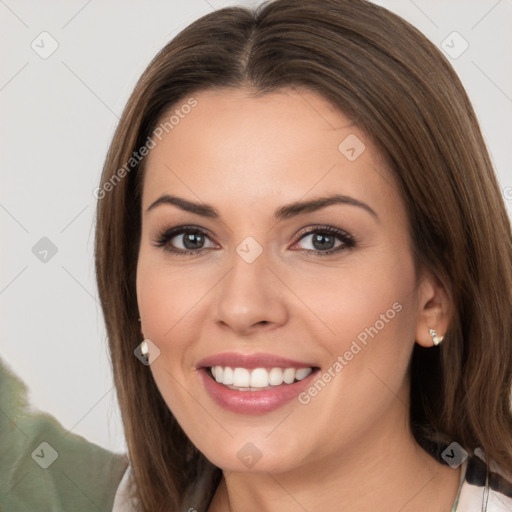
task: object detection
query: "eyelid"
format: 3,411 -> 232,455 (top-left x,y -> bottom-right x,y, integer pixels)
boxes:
292,225 -> 356,252
152,225 -> 217,252
152,224 -> 356,256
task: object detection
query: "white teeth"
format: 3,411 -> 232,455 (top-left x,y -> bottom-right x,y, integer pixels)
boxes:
209,366 -> 314,389
214,366 -> 223,383
233,367 -> 250,387
250,368 -> 269,387
295,368 -> 312,380
269,367 -> 284,386
222,366 -> 234,385
283,368 -> 295,384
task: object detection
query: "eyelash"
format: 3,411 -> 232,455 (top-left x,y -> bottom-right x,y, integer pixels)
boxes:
152,225 -> 356,257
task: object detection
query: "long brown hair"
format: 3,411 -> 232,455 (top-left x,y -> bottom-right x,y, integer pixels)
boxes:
94,0 -> 512,509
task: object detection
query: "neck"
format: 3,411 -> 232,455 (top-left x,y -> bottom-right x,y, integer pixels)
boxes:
208,404 -> 461,512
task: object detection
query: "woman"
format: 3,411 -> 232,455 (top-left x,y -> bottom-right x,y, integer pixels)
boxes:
95,0 -> 512,510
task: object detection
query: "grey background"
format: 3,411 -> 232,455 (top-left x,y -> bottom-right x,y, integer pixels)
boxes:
1,0 -> 511,454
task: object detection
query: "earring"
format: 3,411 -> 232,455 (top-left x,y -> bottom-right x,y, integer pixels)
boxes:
429,328 -> 444,346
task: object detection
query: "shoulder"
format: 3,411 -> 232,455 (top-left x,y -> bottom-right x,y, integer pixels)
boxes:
456,448 -> 512,511
0,357 -> 128,511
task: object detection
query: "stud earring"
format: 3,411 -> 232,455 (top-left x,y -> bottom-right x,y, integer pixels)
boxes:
429,328 -> 444,346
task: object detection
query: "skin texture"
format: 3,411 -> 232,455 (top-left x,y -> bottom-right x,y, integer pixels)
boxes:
136,87 -> 459,511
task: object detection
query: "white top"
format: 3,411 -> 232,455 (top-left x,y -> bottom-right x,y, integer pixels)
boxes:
112,466 -> 136,512
113,448 -> 512,511
112,464 -> 208,512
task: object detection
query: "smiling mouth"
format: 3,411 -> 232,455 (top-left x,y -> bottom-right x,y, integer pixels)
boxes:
206,365 -> 319,391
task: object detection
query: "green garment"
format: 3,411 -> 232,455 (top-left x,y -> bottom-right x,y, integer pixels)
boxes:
0,358 -> 128,511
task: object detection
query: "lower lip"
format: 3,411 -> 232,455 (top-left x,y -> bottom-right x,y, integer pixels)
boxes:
198,368 -> 318,414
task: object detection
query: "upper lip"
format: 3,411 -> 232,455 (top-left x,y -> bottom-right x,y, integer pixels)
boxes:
196,352 -> 317,370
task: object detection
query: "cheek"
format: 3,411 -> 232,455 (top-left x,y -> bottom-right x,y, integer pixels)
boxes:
296,248 -> 418,417
136,257 -> 202,414
136,253 -> 204,342
289,251 -> 416,349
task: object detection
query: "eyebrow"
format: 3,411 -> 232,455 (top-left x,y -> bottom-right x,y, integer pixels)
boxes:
145,193 -> 379,222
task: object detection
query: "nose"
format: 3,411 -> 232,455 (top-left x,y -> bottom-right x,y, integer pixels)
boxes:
213,246 -> 289,336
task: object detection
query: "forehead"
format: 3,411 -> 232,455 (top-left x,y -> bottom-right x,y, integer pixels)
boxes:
140,87 -> 399,220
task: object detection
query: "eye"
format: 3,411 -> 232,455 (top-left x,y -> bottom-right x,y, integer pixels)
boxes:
152,226 -> 216,256
152,225 -> 356,257
292,226 -> 356,255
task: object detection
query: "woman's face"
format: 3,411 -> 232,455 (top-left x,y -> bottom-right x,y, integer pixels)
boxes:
136,87 -> 433,473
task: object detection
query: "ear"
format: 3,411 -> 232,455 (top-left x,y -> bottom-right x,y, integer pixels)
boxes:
414,270 -> 452,348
